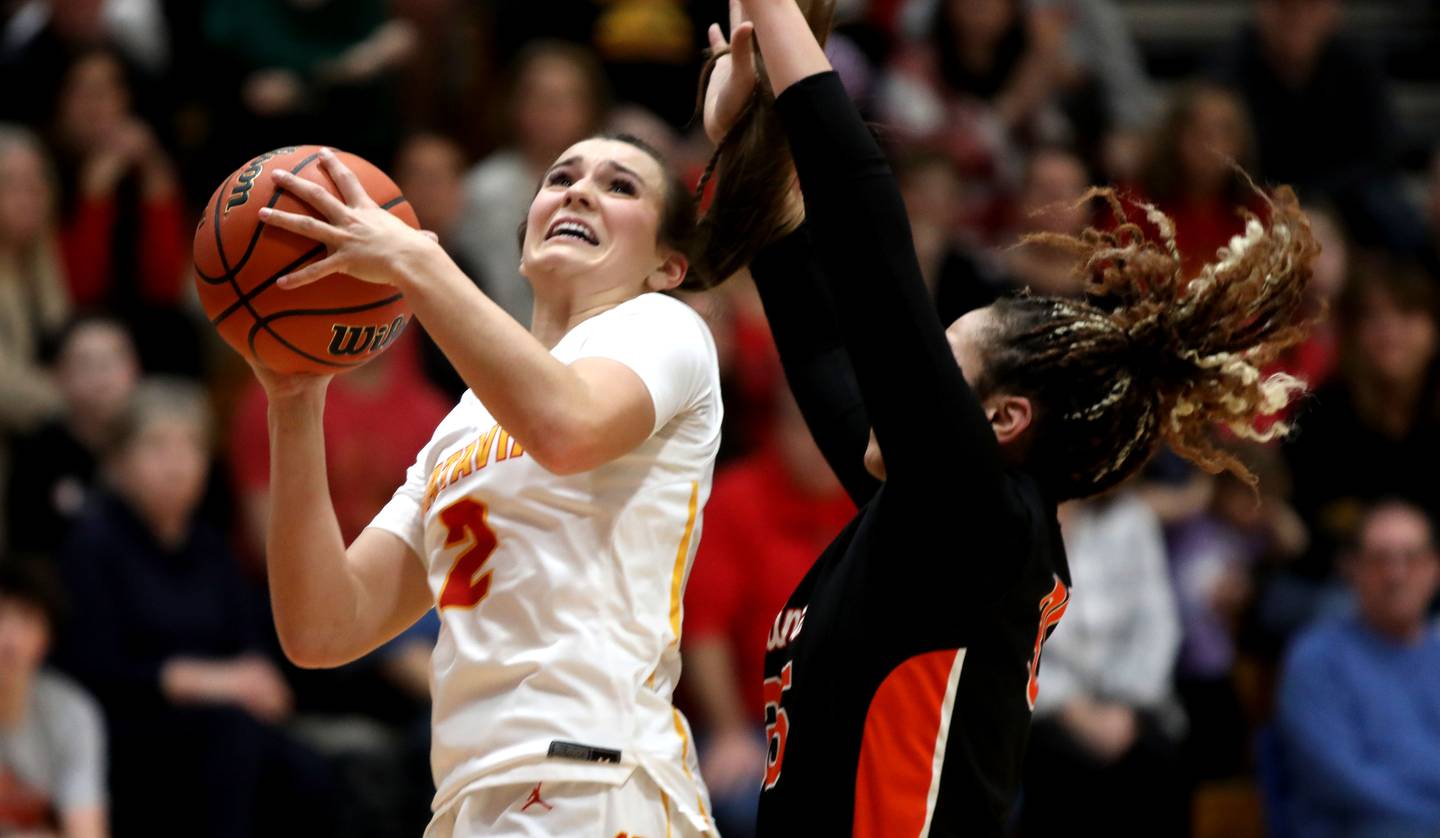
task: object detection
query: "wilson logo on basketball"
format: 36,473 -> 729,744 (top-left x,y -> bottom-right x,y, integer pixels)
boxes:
224,146 -> 298,215
328,316 -> 407,357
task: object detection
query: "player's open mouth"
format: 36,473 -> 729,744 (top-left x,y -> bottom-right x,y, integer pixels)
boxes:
545,217 -> 599,246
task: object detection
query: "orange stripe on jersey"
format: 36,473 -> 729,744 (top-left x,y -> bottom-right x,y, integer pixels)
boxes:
495,428 -> 512,462
854,648 -> 967,838
667,481 -> 700,642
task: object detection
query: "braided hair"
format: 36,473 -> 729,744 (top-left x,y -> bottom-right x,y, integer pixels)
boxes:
980,184 -> 1317,500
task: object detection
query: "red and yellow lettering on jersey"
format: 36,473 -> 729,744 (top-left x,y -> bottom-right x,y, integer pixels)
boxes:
421,423 -> 526,513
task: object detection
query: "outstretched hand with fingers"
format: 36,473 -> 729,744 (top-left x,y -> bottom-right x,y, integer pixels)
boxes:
260,147 -> 441,289
703,0 -> 757,144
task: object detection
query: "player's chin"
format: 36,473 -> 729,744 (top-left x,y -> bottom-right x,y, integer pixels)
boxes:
523,249 -> 588,282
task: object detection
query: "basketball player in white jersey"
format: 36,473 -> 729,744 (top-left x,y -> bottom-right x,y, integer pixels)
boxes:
250,141 -> 721,836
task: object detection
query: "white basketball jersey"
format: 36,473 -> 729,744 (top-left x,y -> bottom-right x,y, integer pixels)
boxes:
368,293 -> 722,832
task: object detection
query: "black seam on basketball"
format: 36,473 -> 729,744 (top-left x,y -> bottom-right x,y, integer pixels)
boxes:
246,293 -> 406,369
205,194 -> 410,318
203,195 -> 408,303
210,244 -> 326,326
198,187 -> 408,286
200,151 -> 323,286
202,152 -> 325,287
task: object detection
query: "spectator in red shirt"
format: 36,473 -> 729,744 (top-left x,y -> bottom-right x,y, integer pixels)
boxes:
229,337 -> 452,562
50,46 -> 195,376
682,393 -> 854,838
1139,82 -> 1264,277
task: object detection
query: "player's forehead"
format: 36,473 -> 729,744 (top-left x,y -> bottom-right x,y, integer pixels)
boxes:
550,139 -> 664,189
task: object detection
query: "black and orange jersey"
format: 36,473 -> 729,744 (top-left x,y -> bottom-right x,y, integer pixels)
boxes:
748,72 -> 1072,837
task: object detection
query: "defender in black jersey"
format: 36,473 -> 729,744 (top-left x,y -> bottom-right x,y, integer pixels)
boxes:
747,75 -> 1072,838
698,1 -> 1318,834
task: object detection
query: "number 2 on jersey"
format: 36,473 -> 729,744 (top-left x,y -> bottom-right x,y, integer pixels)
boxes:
437,497 -> 498,609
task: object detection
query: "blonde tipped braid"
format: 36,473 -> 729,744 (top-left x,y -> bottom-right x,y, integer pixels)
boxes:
997,180 -> 1318,495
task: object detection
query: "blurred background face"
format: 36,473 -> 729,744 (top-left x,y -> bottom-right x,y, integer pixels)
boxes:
114,413 -> 210,528
1018,149 -> 1089,236
1178,90 -> 1247,194
1256,0 -> 1340,71
1428,150 -> 1440,236
1304,208 -> 1348,304
1353,284 -> 1439,386
0,597 -> 49,677
1350,504 -> 1440,637
57,51 -> 130,151
0,142 -> 52,247
900,157 -> 964,236
512,54 -> 596,163
50,0 -> 105,39
56,321 -> 140,425
395,134 -> 466,236
948,0 -> 1015,48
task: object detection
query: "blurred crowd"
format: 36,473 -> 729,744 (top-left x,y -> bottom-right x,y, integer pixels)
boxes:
0,0 -> 1438,835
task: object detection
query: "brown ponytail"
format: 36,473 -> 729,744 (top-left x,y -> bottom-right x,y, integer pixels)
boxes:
686,0 -> 836,289
981,183 -> 1318,499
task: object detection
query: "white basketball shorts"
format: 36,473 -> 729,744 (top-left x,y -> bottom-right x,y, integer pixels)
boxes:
424,770 -> 712,838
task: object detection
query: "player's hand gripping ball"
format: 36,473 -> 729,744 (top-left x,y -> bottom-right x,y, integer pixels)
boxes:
193,145 -> 418,374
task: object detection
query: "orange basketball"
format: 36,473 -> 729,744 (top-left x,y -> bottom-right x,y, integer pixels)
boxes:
193,145 -> 418,375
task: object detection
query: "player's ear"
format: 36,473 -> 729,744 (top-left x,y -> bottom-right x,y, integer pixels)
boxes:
986,394 -> 1032,446
645,250 -> 687,292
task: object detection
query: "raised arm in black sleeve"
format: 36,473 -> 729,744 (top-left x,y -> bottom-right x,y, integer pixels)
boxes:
771,72 -> 1006,511
750,226 -> 880,507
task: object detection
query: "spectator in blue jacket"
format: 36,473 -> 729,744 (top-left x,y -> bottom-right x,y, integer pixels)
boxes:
1277,499 -> 1440,837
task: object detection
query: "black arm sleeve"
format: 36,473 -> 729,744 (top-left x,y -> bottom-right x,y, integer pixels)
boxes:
751,226 -> 881,507
772,73 -> 1007,507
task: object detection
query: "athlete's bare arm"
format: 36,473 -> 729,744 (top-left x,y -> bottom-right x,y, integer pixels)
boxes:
259,370 -> 433,668
738,0 -> 831,96
60,804 -> 106,838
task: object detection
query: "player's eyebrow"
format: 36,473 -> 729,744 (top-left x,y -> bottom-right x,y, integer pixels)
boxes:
600,160 -> 645,184
545,156 -> 582,177
544,157 -> 649,192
